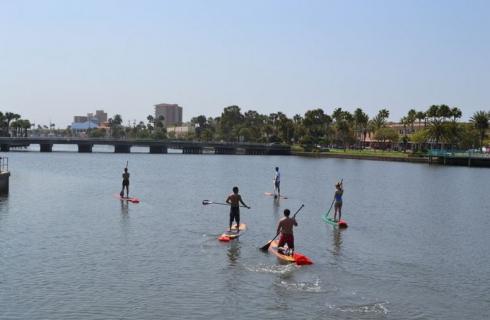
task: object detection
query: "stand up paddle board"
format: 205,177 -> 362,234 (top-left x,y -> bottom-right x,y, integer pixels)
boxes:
322,215 -> 348,228
114,194 -> 140,203
218,223 -> 247,241
267,240 -> 313,265
264,192 -> 288,199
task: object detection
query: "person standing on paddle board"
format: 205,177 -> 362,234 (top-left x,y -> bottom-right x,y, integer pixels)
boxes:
333,181 -> 343,222
225,186 -> 250,232
276,209 -> 297,255
120,167 -> 130,198
273,167 -> 281,198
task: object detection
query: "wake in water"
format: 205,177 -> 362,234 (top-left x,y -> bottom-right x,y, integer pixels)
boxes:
275,277 -> 323,293
328,301 -> 389,315
245,263 -> 297,275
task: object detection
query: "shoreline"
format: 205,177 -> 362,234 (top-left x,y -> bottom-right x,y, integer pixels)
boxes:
292,151 -> 429,164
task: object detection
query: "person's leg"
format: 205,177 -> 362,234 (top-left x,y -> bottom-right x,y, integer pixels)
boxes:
236,211 -> 240,233
229,209 -> 234,231
277,182 -> 280,197
278,234 -> 286,254
288,236 -> 295,255
338,203 -> 342,221
333,203 -> 338,221
126,184 -> 129,197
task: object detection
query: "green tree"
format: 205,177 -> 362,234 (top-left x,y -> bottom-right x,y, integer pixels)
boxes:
374,127 -> 399,150
470,110 -> 489,148
5,112 -> 21,136
218,105 -> 244,141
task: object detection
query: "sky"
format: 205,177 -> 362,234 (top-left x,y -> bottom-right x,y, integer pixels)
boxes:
1,0 -> 489,127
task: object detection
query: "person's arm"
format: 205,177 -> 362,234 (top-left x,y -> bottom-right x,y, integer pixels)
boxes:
226,195 -> 231,204
239,195 -> 250,208
276,221 -> 282,235
293,218 -> 298,226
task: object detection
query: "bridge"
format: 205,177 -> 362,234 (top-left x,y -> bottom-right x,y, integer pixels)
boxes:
0,137 -> 291,155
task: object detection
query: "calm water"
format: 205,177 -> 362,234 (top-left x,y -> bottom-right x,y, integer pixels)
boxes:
1,147 -> 489,319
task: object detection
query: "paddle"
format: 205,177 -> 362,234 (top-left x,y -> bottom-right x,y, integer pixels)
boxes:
260,204 -> 304,251
324,178 -> 343,219
202,200 -> 250,209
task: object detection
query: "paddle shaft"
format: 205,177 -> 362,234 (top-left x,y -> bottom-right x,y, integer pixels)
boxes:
203,201 -> 249,208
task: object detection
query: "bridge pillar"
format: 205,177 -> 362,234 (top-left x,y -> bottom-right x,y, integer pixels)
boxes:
78,144 -> 93,153
40,144 -> 53,152
114,145 -> 131,153
149,146 -> 168,154
183,147 -> 202,154
0,144 -> 10,152
214,147 -> 236,155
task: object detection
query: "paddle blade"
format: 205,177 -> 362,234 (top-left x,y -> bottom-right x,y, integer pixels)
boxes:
260,240 -> 272,251
293,253 -> 313,265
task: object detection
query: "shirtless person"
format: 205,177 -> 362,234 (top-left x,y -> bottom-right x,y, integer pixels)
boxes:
276,209 -> 298,255
120,167 -> 130,198
225,186 -> 250,232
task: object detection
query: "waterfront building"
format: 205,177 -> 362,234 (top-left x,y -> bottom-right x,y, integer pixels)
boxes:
166,123 -> 195,139
154,103 -> 183,127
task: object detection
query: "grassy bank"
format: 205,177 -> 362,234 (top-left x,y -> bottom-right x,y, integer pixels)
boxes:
292,146 -> 428,163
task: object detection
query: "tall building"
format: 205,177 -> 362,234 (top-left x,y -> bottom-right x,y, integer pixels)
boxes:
154,103 -> 183,127
95,110 -> 108,123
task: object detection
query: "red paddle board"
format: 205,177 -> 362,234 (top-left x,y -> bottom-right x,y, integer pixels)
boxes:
114,194 -> 140,203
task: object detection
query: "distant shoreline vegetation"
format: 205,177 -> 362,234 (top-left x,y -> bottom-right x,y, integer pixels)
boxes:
6,105 -> 490,152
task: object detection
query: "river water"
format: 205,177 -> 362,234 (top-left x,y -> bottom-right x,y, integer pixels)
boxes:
1,147 -> 489,319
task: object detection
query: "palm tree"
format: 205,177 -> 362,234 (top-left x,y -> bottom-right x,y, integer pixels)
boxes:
416,111 -> 426,127
470,111 -> 489,149
450,107 -> 462,122
5,112 -> 21,136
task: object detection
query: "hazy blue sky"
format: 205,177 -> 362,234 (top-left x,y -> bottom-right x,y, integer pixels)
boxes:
1,0 -> 489,127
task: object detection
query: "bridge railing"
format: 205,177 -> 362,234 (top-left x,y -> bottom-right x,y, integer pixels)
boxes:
428,149 -> 490,158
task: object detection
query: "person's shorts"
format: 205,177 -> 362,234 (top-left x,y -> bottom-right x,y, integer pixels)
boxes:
122,180 -> 129,187
275,180 -> 280,188
230,206 -> 240,222
278,233 -> 294,249
335,201 -> 342,208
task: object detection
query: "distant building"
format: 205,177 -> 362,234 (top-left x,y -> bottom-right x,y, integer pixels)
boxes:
74,116 -> 88,123
73,109 -> 108,126
154,103 -> 183,127
71,109 -> 108,135
95,110 -> 108,123
166,123 -> 195,139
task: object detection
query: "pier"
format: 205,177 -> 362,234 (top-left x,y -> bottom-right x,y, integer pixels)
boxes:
0,137 -> 291,155
0,156 -> 9,194
427,149 -> 490,167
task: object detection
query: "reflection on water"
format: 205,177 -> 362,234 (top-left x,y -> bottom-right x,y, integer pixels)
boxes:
332,229 -> 343,256
272,196 -> 281,216
227,241 -> 241,265
120,199 -> 129,215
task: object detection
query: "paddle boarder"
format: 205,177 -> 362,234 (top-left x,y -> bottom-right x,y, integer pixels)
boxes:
333,181 -> 343,222
273,167 -> 281,198
120,167 -> 130,198
225,186 -> 250,233
276,208 -> 298,255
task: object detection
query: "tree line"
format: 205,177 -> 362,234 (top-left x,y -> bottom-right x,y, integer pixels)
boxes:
187,105 -> 489,151
0,112 -> 32,137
